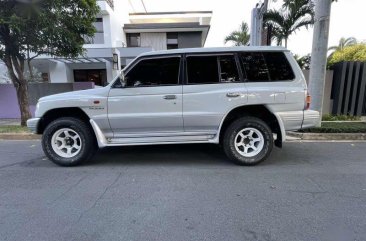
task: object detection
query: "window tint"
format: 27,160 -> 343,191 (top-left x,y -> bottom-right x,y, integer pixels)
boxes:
187,56 -> 219,84
239,52 -> 295,82
240,52 -> 270,81
125,57 -> 180,87
219,55 -> 240,82
263,52 -> 295,80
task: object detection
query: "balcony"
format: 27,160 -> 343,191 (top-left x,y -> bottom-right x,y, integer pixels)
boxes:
97,0 -> 114,13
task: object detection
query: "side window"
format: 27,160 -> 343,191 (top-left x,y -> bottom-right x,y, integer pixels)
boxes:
239,52 -> 270,81
263,52 -> 295,80
186,56 -> 219,84
239,52 -> 295,82
125,57 -> 180,87
218,55 -> 240,82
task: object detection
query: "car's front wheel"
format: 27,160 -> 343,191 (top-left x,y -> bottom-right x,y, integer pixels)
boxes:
223,117 -> 273,165
42,117 -> 96,166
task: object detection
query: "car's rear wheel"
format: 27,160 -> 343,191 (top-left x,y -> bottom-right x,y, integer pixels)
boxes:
223,117 -> 273,165
42,117 -> 96,166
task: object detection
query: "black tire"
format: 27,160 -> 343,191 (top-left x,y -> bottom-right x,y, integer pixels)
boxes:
42,117 -> 97,166
223,117 -> 273,166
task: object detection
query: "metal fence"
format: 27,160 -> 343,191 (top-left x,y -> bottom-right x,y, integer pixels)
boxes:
331,62 -> 366,116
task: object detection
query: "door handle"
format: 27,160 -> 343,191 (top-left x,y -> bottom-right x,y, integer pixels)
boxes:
163,95 -> 177,100
226,92 -> 241,98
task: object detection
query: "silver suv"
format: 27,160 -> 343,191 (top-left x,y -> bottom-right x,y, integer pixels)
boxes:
27,47 -> 319,166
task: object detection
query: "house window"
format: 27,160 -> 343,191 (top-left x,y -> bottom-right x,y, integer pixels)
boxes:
74,69 -> 107,86
126,33 -> 141,47
167,32 -> 178,49
84,18 -> 104,44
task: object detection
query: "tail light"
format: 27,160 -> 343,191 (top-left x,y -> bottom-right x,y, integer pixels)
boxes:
305,91 -> 311,110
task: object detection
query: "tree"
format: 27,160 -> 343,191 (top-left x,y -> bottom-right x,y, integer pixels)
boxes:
0,0 -> 99,125
328,37 -> 357,59
263,0 -> 314,48
224,22 -> 250,46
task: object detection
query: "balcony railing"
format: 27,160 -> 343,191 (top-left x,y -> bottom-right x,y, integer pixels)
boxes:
97,0 -> 114,10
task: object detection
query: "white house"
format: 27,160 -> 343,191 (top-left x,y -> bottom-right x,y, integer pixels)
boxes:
26,0 -> 212,86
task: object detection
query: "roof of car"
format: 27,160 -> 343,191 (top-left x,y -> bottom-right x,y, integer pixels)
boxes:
139,46 -> 288,57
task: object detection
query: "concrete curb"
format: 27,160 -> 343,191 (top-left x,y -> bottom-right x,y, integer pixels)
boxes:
287,131 -> 366,141
0,133 -> 41,140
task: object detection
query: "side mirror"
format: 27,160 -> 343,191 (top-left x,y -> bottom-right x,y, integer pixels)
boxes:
120,72 -> 127,88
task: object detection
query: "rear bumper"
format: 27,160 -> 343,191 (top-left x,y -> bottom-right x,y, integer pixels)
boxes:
26,118 -> 41,134
302,110 -> 320,129
274,110 -> 320,142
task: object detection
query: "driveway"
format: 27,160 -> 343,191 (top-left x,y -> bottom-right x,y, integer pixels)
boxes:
0,140 -> 365,241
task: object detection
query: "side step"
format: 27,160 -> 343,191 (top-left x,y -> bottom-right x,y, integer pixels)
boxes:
107,134 -> 215,146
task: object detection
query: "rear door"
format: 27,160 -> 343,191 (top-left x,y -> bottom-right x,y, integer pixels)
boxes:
182,53 -> 247,134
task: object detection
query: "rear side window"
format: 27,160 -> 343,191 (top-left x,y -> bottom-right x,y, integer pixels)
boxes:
186,56 -> 219,84
186,55 -> 240,84
239,52 -> 270,81
125,57 -> 180,87
239,52 -> 295,82
263,52 -> 295,81
218,55 -> 240,82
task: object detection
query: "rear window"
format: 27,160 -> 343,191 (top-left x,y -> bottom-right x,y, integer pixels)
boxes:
186,56 -> 219,84
239,52 -> 295,82
186,55 -> 240,84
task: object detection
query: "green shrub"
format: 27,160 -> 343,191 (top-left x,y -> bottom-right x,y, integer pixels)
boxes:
322,114 -> 361,121
328,44 -> 366,66
302,122 -> 366,133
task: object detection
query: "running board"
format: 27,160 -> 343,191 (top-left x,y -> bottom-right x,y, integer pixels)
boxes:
107,134 -> 215,146
89,119 -> 218,148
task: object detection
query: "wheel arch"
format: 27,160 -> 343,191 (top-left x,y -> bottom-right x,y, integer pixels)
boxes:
218,105 -> 284,147
37,107 -> 92,134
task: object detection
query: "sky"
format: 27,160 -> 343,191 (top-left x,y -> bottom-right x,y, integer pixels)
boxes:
129,0 -> 366,56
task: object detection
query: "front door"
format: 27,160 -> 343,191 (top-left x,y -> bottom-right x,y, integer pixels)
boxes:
108,56 -> 183,137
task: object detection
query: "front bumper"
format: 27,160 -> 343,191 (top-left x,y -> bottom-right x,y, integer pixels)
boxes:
26,118 -> 41,134
302,110 -> 320,129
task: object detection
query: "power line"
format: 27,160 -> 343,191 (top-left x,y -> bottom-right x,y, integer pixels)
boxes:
141,0 -> 147,13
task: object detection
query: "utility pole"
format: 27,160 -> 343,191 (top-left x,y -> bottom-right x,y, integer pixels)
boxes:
308,0 -> 332,126
250,0 -> 269,46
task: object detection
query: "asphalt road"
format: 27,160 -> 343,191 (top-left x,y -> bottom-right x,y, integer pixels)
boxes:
0,140 -> 365,241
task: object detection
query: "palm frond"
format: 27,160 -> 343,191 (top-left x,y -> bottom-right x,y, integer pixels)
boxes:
224,21 -> 250,46
263,0 -> 314,47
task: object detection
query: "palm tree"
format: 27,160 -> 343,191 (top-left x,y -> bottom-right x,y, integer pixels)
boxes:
328,37 -> 357,54
264,0 -> 314,48
224,22 -> 250,46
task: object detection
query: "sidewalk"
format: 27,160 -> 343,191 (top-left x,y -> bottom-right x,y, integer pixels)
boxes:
0,119 -> 21,126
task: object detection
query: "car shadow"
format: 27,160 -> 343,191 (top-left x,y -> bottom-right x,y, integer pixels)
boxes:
85,143 -> 233,167
23,143 -> 302,168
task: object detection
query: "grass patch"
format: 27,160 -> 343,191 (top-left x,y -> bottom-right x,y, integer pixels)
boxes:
0,125 -> 30,133
322,114 -> 361,121
302,122 -> 366,133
